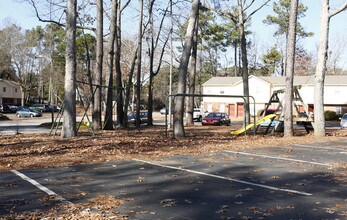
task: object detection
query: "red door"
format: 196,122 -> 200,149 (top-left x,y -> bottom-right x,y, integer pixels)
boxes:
229,104 -> 235,118
237,103 -> 244,118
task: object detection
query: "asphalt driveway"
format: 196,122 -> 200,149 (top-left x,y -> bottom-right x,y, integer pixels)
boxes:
1,139 -> 347,219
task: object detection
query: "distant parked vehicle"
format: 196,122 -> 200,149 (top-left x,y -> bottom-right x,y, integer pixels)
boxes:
193,108 -> 208,122
128,111 -> 148,124
0,104 -> 11,113
31,104 -> 51,112
340,113 -> 347,129
202,112 -> 230,126
160,107 -> 168,115
16,108 -> 42,118
49,105 -> 61,112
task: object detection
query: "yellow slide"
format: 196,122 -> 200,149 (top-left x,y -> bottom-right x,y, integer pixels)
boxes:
230,114 -> 277,135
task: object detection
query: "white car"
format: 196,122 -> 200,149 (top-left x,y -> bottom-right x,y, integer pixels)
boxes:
193,108 -> 206,122
340,113 -> 347,129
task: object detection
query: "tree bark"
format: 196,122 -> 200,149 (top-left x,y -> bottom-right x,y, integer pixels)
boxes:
135,0 -> 144,129
173,0 -> 199,138
314,0 -> 329,137
115,0 -> 124,127
93,0 -> 103,131
237,0 -> 250,125
314,0 -> 347,137
283,0 -> 298,137
62,0 -> 77,138
186,16 -> 198,125
104,0 -> 118,130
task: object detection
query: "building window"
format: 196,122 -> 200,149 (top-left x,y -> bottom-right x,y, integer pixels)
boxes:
3,87 -> 6,92
220,89 -> 225,94
14,88 -> 18,93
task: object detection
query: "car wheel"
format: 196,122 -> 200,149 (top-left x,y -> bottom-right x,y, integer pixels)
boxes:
30,114 -> 34,118
199,116 -> 202,122
16,113 -> 21,118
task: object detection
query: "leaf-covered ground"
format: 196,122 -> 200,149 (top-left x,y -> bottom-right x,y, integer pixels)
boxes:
1,125 -> 347,219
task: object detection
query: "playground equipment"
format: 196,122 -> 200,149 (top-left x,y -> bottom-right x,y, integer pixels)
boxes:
231,86 -> 314,135
230,114 -> 276,135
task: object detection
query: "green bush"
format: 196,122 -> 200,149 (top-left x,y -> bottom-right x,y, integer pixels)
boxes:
324,110 -> 338,121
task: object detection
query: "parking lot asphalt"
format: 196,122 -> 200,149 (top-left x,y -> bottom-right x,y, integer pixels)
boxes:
1,139 -> 347,219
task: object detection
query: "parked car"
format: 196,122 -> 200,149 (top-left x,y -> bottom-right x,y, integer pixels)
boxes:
340,113 -> 347,129
0,104 -> 11,113
31,104 -> 51,112
160,107 -> 167,115
16,108 -> 42,118
128,111 -> 148,124
6,104 -> 18,113
49,105 -> 61,112
202,112 -> 230,126
193,108 -> 204,122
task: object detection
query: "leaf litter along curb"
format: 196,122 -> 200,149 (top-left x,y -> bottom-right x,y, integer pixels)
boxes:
1,125 -> 347,172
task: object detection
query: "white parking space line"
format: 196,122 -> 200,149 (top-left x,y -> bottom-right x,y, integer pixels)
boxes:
133,159 -> 312,196
11,170 -> 71,204
294,144 -> 347,153
224,150 -> 331,167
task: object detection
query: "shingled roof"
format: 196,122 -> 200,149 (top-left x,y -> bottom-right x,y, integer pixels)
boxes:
203,75 -> 347,86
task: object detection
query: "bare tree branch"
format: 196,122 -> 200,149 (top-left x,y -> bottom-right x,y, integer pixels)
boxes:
28,0 -> 96,32
329,2 -> 347,18
202,4 -> 238,24
243,0 -> 256,11
245,0 -> 271,22
121,0 -> 132,13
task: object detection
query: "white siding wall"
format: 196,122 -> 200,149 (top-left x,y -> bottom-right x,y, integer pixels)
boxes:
202,76 -> 347,115
0,81 -> 21,99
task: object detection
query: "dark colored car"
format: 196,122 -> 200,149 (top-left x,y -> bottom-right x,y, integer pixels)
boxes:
7,104 -> 18,113
16,107 -> 42,118
31,104 -> 51,112
49,105 -> 61,112
202,112 -> 230,126
0,104 -> 11,113
128,112 -> 148,124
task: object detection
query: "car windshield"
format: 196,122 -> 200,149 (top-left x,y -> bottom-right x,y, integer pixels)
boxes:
343,114 -> 347,120
207,113 -> 222,117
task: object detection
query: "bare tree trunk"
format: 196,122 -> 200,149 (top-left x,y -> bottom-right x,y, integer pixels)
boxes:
93,0 -> 103,131
237,0 -> 250,125
186,16 -> 198,125
283,0 -> 298,137
147,1 -> 169,126
115,0 -> 124,127
147,1 -> 155,126
135,0 -> 144,129
314,2 -> 329,136
173,0 -> 199,138
124,47 -> 138,126
314,0 -> 347,137
62,0 -> 77,138
104,0 -> 118,130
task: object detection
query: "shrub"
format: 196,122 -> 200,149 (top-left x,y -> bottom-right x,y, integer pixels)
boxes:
324,110 -> 338,121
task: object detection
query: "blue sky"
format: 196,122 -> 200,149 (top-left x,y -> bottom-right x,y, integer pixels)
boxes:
1,0 -> 346,68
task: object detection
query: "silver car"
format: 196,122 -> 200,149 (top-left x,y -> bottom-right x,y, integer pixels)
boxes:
16,108 -> 42,118
340,113 -> 347,129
